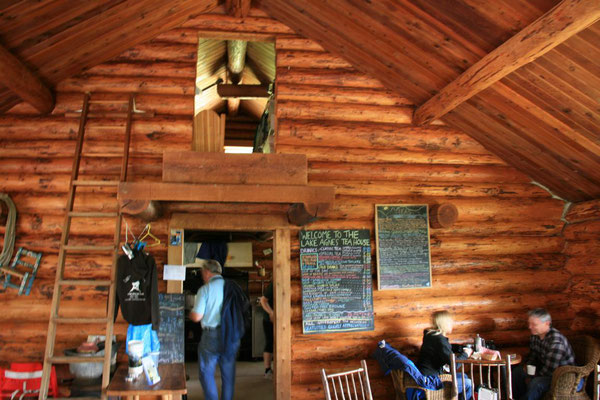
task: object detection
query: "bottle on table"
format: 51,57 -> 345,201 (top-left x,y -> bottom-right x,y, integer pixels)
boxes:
475,334 -> 482,352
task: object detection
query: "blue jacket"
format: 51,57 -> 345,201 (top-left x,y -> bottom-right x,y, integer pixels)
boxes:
220,279 -> 250,356
371,341 -> 441,390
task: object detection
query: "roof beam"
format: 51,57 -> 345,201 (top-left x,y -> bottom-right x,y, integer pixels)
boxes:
0,43 -> 54,114
225,0 -> 251,18
217,84 -> 270,98
413,0 -> 600,125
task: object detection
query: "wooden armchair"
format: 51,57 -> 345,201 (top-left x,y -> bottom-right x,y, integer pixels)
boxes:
391,354 -> 458,400
321,360 -> 373,400
544,336 -> 600,400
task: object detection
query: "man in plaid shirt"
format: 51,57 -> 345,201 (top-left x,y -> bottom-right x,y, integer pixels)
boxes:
512,308 -> 575,400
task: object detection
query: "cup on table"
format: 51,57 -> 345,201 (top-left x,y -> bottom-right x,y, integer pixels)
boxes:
526,364 -> 536,376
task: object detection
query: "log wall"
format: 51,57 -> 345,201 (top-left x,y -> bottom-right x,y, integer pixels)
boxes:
564,199 -> 600,335
0,7 -> 585,400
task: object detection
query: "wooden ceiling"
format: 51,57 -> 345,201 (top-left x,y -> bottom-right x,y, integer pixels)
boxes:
0,0 -> 220,113
0,0 -> 599,202
258,0 -> 600,202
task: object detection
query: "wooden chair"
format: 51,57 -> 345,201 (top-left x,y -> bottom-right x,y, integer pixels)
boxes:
390,354 -> 458,400
458,354 -> 514,400
544,336 -> 600,400
594,363 -> 599,400
321,360 -> 373,400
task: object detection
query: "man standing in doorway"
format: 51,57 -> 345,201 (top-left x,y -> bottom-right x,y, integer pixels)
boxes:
512,308 -> 575,400
190,259 -> 240,400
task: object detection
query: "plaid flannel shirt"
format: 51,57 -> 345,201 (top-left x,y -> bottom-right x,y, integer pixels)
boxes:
528,327 -> 575,377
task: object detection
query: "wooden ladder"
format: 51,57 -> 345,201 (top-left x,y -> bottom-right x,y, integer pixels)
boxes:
39,93 -> 135,400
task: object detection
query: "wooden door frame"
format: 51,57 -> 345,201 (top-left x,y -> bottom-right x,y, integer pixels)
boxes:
167,213 -> 291,400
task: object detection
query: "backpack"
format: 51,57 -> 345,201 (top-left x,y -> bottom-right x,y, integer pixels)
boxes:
220,279 -> 251,355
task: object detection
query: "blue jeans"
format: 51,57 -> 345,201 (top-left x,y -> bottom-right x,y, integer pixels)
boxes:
456,373 -> 473,400
512,365 -> 552,400
198,328 -> 240,400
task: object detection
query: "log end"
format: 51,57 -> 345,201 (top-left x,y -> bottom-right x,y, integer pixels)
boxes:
429,203 -> 458,228
121,199 -> 163,221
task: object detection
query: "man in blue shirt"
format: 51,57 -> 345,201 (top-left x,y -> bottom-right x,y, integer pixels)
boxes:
190,259 -> 239,400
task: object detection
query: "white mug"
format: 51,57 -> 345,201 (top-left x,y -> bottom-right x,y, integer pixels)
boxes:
526,364 -> 536,376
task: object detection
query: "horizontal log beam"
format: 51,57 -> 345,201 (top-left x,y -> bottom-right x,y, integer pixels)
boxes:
413,0 -> 600,125
0,43 -> 54,113
217,83 -> 270,98
118,182 -> 334,209
162,151 -> 307,185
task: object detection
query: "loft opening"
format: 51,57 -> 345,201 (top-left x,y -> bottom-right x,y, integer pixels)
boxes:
194,37 -> 276,154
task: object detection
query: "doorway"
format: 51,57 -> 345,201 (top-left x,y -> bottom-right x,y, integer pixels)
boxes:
168,213 -> 291,400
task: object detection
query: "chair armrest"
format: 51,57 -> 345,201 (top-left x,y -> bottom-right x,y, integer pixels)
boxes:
550,364 -> 593,395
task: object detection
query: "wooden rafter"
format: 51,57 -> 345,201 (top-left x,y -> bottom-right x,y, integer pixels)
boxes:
225,0 -> 252,18
0,43 -> 54,114
413,0 -> 600,125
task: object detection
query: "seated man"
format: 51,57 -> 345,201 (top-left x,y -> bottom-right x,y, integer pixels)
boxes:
512,308 -> 575,400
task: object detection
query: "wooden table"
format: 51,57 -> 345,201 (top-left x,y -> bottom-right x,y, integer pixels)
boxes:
456,352 -> 521,400
106,363 -> 186,400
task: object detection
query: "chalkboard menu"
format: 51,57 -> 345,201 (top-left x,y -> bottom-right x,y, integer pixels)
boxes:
158,293 -> 184,363
375,204 -> 432,290
300,229 -> 374,334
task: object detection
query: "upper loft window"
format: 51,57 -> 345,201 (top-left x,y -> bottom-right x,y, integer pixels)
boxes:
194,38 -> 275,154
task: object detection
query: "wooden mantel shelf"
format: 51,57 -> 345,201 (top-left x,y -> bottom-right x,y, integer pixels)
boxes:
118,151 -> 335,225
118,181 -> 334,205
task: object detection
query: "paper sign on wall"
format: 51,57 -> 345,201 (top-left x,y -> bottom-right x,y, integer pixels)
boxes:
163,265 -> 186,281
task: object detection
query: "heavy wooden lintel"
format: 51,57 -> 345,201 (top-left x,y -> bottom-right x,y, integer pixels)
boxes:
0,43 -> 54,114
163,151 -> 307,185
217,84 -> 270,99
118,182 -> 334,210
413,0 -> 600,125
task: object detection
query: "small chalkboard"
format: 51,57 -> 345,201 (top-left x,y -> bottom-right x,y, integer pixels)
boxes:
375,204 -> 432,290
158,293 -> 184,364
300,229 -> 374,334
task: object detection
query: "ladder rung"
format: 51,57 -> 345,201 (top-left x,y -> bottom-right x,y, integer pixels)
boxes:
59,279 -> 111,286
54,317 -> 109,324
50,355 -> 105,363
62,245 -> 115,252
68,211 -> 119,218
73,180 -> 120,186
0,266 -> 26,278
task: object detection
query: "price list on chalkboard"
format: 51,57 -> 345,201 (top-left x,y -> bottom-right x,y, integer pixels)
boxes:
158,293 -> 184,364
375,204 -> 432,290
300,229 -> 374,334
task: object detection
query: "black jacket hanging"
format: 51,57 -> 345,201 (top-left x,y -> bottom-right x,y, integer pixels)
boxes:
115,250 -> 160,331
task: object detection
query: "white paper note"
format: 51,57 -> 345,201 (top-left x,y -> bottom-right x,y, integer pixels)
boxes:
163,264 -> 186,281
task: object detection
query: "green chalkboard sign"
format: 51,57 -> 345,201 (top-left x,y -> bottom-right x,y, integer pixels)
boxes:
375,204 -> 432,290
300,229 -> 374,334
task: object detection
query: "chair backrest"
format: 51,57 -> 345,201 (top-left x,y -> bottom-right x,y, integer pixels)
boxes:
457,354 -> 513,400
0,363 -> 58,399
321,360 -> 373,400
594,363 -> 599,400
571,336 -> 600,369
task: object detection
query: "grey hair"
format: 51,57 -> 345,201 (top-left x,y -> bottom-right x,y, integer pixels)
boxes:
528,308 -> 552,324
201,259 -> 222,274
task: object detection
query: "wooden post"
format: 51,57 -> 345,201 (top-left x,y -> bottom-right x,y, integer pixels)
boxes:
273,228 -> 291,400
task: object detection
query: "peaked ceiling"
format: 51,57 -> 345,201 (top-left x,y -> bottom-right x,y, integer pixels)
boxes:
258,0 -> 600,203
0,0 -> 599,202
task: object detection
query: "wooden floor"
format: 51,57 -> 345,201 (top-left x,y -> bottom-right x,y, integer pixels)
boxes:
185,361 -> 273,400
